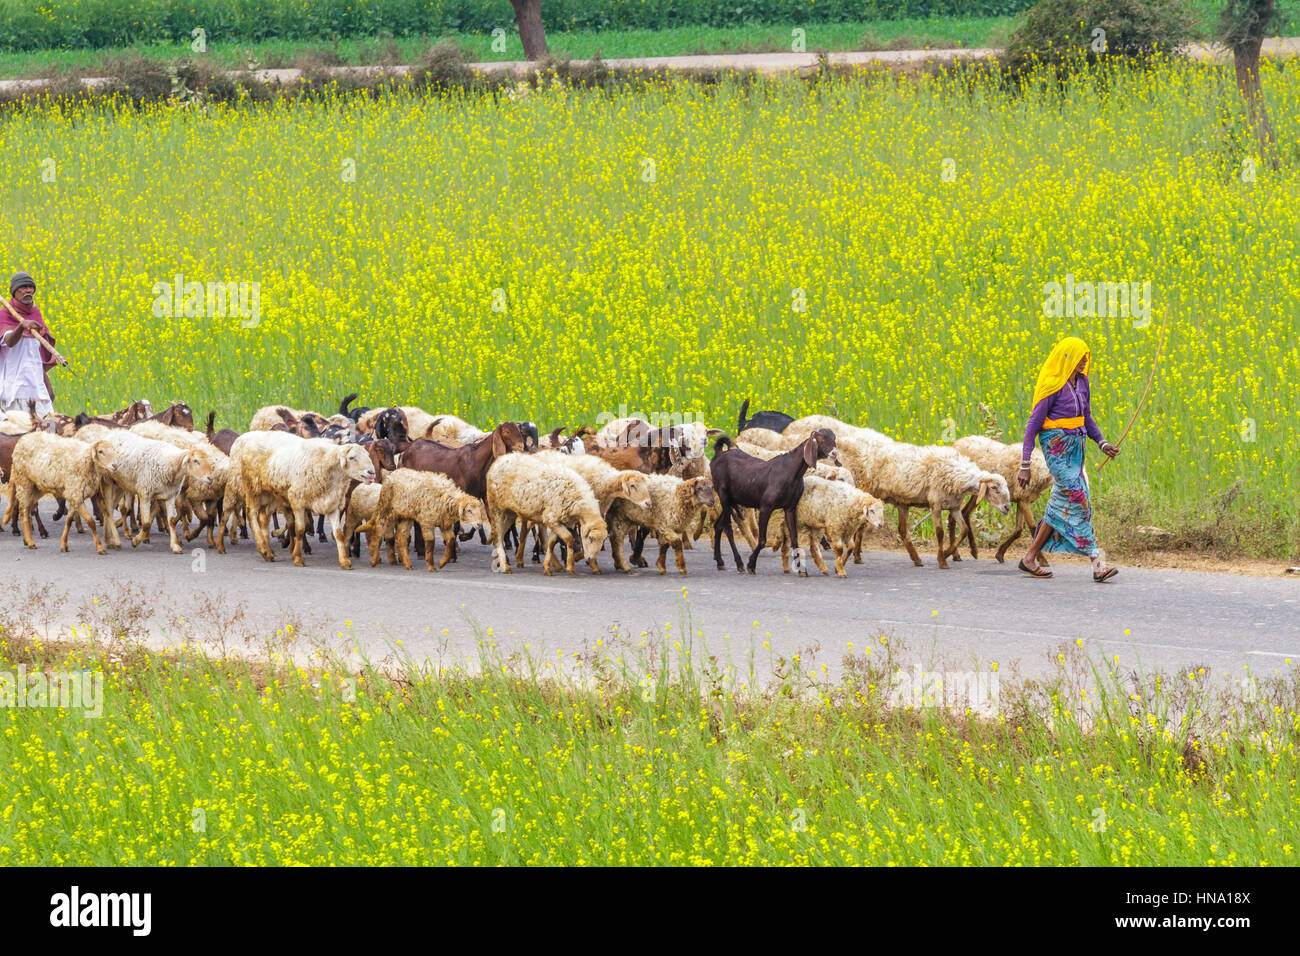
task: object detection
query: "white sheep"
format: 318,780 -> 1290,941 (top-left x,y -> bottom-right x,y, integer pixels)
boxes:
527,450 -> 652,572
420,413 -> 487,445
75,423 -> 213,553
733,426 -> 794,452
951,435 -> 1055,564
782,414 -> 893,447
836,435 -> 1010,569
751,476 -> 886,577
248,405 -> 330,432
3,432 -> 118,553
343,482 -> 382,558
228,431 -> 376,568
606,474 -> 717,575
215,450 -> 247,554
485,452 -> 608,575
131,420 -> 230,547
358,470 -> 489,571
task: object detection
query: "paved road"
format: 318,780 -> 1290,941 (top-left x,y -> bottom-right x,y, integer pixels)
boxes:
5,39 -> 1300,93
4,503 -> 1296,685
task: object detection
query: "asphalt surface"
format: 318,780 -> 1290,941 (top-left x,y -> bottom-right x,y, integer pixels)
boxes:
3,502 -> 1296,685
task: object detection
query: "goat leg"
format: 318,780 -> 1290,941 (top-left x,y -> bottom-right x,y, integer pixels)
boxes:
785,506 -> 806,577
630,527 -> 650,568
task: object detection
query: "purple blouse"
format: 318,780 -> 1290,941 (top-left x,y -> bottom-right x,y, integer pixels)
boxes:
1022,374 -> 1106,462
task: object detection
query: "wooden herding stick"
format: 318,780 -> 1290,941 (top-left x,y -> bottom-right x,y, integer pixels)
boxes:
1,295 -> 69,368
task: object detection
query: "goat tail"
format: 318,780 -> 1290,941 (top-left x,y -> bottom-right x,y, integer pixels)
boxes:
339,392 -> 358,416
712,434 -> 734,455
424,416 -> 445,438
205,410 -> 217,438
738,398 -> 750,433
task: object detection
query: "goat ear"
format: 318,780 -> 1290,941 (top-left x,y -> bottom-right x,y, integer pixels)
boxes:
705,428 -> 724,437
976,479 -> 990,503
492,429 -> 507,458
802,439 -> 817,468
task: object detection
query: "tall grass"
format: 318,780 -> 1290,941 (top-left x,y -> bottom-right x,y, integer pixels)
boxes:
1,619 -> 1295,865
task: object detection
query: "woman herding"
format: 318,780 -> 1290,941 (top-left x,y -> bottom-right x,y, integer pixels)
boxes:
1018,336 -> 1120,582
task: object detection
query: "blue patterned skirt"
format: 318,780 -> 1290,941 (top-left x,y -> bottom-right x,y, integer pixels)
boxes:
1037,428 -> 1100,559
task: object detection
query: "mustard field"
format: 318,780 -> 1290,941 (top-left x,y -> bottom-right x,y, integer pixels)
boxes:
2,62 -> 1296,536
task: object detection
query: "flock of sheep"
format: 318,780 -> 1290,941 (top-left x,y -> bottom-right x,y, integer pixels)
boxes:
0,395 -> 1055,578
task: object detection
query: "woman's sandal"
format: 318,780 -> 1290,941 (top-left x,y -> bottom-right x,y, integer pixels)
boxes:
1092,566 -> 1118,583
1018,559 -> 1053,578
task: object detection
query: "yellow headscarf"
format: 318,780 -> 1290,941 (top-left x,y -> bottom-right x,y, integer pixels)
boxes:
1032,337 -> 1091,408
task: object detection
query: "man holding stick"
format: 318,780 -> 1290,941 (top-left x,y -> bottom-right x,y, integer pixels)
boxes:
0,271 -> 65,415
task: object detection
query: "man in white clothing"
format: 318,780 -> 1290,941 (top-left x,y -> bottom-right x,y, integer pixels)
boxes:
0,271 -> 58,416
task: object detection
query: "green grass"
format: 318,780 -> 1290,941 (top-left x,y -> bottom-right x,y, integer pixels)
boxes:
1,618 -> 1295,865
0,17 -> 1023,80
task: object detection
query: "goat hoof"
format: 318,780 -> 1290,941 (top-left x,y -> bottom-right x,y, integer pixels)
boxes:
339,560 -> 353,570
38,530 -> 48,539
798,570 -> 808,578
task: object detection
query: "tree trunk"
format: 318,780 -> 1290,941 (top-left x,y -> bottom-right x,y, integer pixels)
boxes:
1231,1 -> 1280,170
509,0 -> 549,61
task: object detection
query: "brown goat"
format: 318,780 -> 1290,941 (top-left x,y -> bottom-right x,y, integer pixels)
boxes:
148,401 -> 195,430
205,411 -> 242,456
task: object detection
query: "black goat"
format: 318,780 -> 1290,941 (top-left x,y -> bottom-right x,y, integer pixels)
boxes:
737,398 -> 796,434
710,429 -> 837,576
339,392 -> 370,422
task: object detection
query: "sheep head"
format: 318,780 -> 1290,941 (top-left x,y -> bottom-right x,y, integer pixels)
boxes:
977,474 -> 1011,514
458,496 -> 489,538
342,445 -> 376,484
182,450 -> 214,482
579,514 -> 609,562
686,476 -> 716,510
861,495 -> 885,530
617,472 -> 653,511
90,441 -> 119,475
